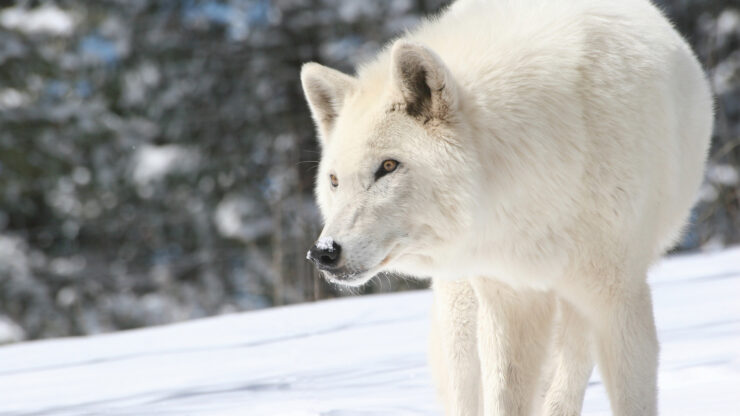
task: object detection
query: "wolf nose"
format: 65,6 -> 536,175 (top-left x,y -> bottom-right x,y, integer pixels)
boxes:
308,239 -> 341,269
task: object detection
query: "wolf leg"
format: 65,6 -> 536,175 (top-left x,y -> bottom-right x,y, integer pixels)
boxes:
542,298 -> 594,416
472,278 -> 554,416
591,280 -> 658,416
431,279 -> 481,416
562,275 -> 659,416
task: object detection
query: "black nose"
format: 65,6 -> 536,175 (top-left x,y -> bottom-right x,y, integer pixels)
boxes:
308,239 -> 342,269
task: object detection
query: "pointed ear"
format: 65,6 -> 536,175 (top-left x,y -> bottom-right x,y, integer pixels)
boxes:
300,63 -> 357,142
391,41 -> 458,122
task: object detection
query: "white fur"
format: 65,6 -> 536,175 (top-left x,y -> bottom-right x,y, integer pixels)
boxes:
301,0 -> 713,414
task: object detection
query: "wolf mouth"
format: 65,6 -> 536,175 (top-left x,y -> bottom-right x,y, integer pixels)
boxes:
322,268 -> 370,286
321,244 -> 403,286
379,243 -> 401,266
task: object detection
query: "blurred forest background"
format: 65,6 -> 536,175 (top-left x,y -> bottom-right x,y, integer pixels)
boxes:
0,0 -> 737,343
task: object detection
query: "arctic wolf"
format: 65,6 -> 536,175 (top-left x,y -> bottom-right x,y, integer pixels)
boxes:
301,0 -> 712,414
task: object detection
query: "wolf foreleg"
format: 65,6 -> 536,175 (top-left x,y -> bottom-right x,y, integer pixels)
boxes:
472,278 -> 554,416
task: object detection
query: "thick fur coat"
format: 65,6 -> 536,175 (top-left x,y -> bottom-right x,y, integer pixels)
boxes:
301,0 -> 713,414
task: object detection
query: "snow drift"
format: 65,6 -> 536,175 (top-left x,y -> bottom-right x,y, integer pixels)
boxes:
0,248 -> 738,415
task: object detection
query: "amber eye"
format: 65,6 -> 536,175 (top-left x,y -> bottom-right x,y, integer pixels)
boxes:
374,159 -> 399,181
383,160 -> 398,172
329,174 -> 338,188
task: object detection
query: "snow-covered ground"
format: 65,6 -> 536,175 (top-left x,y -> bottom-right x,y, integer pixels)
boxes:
0,248 -> 738,416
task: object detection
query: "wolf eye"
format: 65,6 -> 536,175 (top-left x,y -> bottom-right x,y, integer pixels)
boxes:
329,174 -> 338,188
374,159 -> 399,181
383,160 -> 398,172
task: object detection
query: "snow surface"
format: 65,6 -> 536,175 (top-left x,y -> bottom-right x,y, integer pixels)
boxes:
0,248 -> 738,416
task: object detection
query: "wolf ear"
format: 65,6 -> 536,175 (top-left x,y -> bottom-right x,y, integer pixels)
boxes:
391,41 -> 458,122
301,63 -> 357,143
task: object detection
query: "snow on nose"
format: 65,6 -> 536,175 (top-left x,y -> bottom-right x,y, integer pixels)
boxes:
307,236 -> 342,269
316,236 -> 334,251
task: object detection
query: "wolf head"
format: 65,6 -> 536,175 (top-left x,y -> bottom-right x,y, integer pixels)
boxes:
301,41 -> 477,286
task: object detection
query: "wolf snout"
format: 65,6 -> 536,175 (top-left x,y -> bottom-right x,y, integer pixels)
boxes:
307,237 -> 342,270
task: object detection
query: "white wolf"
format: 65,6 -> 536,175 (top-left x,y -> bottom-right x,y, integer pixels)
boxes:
301,0 -> 712,414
